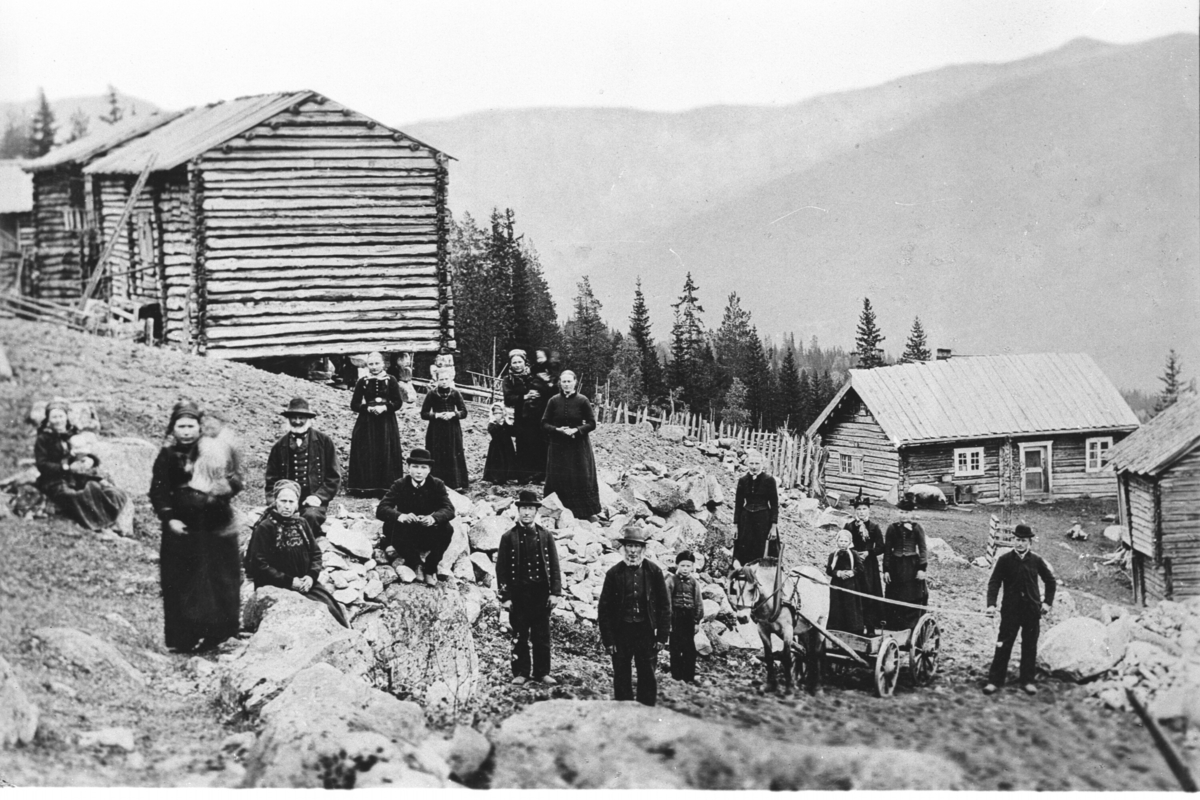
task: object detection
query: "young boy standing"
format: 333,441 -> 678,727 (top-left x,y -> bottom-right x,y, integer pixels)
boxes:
984,523 -> 1056,696
665,551 -> 704,683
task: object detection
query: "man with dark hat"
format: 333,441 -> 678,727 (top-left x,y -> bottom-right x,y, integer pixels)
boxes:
597,524 -> 671,705
496,490 -> 563,686
265,397 -> 341,533
984,523 -> 1056,696
664,550 -> 704,683
844,492 -> 885,633
376,448 -> 456,587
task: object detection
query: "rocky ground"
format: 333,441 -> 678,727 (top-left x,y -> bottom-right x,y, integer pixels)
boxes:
0,319 -> 1189,790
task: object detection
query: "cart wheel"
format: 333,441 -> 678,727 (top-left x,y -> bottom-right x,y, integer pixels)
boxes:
909,614 -> 941,686
874,638 -> 900,698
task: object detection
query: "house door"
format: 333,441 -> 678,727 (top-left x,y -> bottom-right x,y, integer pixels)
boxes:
1021,445 -> 1049,495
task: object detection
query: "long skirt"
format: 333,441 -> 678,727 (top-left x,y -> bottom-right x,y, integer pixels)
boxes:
425,419 -> 469,490
513,419 -> 548,483
347,409 -> 405,493
483,433 -> 518,484
160,526 -> 242,651
827,575 -> 865,634
733,508 -> 773,566
46,481 -> 129,531
857,554 -> 884,631
884,554 -> 928,630
544,434 -> 601,518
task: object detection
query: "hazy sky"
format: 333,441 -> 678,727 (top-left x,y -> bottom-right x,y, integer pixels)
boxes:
2,0 -> 1196,124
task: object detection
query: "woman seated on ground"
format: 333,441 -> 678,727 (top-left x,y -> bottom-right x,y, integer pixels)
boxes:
34,400 -> 130,533
245,479 -> 349,628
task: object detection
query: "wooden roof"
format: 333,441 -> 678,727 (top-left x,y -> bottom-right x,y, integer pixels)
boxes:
22,111 -> 183,172
0,160 -> 32,214
808,353 -> 1139,447
1108,392 -> 1200,476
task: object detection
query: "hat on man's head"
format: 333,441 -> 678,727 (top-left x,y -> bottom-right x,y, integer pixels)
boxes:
896,497 -> 916,512
516,489 -> 541,508
616,524 -> 650,546
281,397 -> 317,418
675,550 -> 695,564
407,447 -> 434,465
1013,524 -> 1035,539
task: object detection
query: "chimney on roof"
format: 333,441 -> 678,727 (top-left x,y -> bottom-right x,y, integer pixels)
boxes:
936,348 -> 952,361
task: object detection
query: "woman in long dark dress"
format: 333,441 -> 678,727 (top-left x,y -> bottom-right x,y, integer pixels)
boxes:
502,349 -> 554,483
882,498 -> 929,631
542,370 -> 601,519
826,529 -> 865,634
347,351 -> 405,495
483,402 -> 517,484
732,450 -> 779,567
149,402 -> 243,652
843,494 -> 885,633
34,401 -> 130,531
245,480 -> 349,627
421,371 -> 469,490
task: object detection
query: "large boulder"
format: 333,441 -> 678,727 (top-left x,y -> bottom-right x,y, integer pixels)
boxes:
662,509 -> 708,552
0,655 -> 38,747
491,700 -> 965,789
30,627 -> 145,686
244,663 -> 446,788
220,588 -> 374,714
442,521 -> 471,574
468,516 -> 509,552
625,476 -> 686,516
925,537 -> 969,566
671,468 -> 714,514
323,520 -> 374,560
72,435 -> 158,495
658,425 -> 686,443
362,584 -> 480,706
445,487 -> 473,517
1037,617 -> 1119,681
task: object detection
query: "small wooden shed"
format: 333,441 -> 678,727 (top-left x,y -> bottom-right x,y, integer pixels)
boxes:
23,90 -> 454,360
0,160 -> 34,289
807,353 -> 1139,504
1107,392 -> 1200,604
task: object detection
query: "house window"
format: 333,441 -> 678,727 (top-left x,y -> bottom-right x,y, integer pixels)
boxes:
954,447 -> 985,476
1086,437 -> 1113,473
840,453 -> 854,474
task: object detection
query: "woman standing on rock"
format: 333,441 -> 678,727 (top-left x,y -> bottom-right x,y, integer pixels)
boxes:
150,403 -> 244,652
542,370 -> 601,520
882,498 -> 929,631
245,479 -> 349,627
347,351 -> 406,496
34,401 -> 130,532
421,370 -> 469,490
503,349 -> 554,483
732,450 -> 779,568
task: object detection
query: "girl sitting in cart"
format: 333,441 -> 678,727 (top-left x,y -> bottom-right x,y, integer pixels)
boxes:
826,529 -> 865,634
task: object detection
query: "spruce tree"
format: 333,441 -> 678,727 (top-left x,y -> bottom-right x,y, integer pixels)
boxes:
1155,349 -> 1184,414
606,337 -> 645,407
26,89 -> 56,158
854,297 -> 886,368
628,279 -> 665,404
798,369 -> 815,431
668,272 -> 706,409
565,276 -> 612,396
448,213 -> 507,374
901,316 -> 931,363
779,348 -> 803,432
722,378 -> 750,427
744,328 -> 773,427
100,85 -> 124,125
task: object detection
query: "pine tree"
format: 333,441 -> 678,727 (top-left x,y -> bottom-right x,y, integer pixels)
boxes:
722,378 -> 750,427
606,337 -> 645,407
65,108 -> 90,143
448,213 -> 507,375
853,297 -> 886,368
26,89 -> 57,158
900,316 -> 931,363
797,370 -> 815,431
779,348 -> 803,432
564,276 -> 612,396
668,272 -> 706,409
628,279 -> 666,404
744,328 -> 774,427
818,369 -> 839,411
100,85 -> 124,125
1155,349 -> 1184,414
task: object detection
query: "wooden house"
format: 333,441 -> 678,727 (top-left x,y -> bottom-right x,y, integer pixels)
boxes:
23,90 -> 454,360
807,353 -> 1139,504
1107,392 -> 1200,603
0,160 -> 35,291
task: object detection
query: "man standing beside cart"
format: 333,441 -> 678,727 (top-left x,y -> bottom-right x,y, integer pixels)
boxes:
983,523 -> 1056,696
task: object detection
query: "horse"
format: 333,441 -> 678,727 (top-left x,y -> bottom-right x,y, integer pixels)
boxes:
726,557 -> 803,694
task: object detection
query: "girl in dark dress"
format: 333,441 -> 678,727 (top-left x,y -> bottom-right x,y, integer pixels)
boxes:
542,370 -> 602,519
149,402 -> 244,652
347,351 -> 405,495
502,349 -> 554,484
826,529 -> 865,634
883,499 -> 929,631
421,371 -> 470,490
34,401 -> 130,532
483,402 -> 518,484
245,480 -> 349,628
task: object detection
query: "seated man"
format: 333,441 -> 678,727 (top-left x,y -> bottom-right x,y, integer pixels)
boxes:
265,397 -> 341,533
375,448 -> 456,587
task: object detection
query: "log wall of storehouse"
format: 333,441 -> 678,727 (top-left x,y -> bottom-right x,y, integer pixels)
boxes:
820,394 -> 900,499
1043,433 -> 1123,499
190,96 -> 451,360
900,441 -> 1002,502
1159,448 -> 1200,598
160,173 -> 196,345
30,170 -> 88,300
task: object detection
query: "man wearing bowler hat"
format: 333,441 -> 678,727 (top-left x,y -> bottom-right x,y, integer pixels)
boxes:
597,523 -> 671,706
376,448 -> 456,587
983,523 -> 1056,696
265,397 -> 342,533
496,490 -> 563,686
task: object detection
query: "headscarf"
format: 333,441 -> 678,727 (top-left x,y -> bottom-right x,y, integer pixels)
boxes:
508,349 -> 529,374
166,400 -> 203,437
38,400 -> 75,433
272,479 -> 302,502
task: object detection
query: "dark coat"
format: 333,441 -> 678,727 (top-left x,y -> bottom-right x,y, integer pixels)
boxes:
265,428 -> 341,505
376,475 -> 456,541
542,391 -> 601,518
495,522 -> 563,602
245,510 -> 323,589
348,375 -> 405,492
34,427 -> 75,494
665,572 -> 704,626
421,388 -> 470,490
734,472 -> 780,525
987,550 -> 1057,615
597,559 -> 671,648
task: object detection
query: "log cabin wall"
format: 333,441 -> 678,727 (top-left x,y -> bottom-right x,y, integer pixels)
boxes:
30,169 -> 87,299
1159,448 -> 1200,598
191,97 -> 451,360
900,441 -> 1002,503
159,170 -> 195,345
820,394 -> 900,499
1042,433 -> 1124,499
1126,474 -> 1159,562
